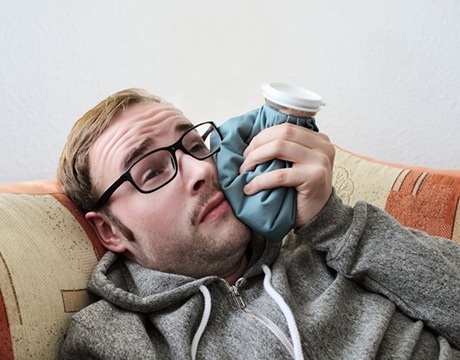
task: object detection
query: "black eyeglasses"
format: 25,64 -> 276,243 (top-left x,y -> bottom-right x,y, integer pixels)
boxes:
92,121 -> 222,211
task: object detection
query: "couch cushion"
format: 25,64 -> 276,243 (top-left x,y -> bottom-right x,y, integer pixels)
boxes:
333,147 -> 460,243
0,180 -> 105,359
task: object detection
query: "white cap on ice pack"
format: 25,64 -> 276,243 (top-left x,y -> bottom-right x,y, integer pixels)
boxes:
262,82 -> 325,113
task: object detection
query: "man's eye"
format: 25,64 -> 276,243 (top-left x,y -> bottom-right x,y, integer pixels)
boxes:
190,143 -> 206,153
142,168 -> 163,184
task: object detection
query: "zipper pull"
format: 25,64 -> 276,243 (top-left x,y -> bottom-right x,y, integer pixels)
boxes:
229,284 -> 246,309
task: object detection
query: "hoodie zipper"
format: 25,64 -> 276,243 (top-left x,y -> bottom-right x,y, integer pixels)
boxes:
228,282 -> 295,359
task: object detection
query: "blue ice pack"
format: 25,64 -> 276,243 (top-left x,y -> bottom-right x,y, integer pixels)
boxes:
212,104 -> 318,241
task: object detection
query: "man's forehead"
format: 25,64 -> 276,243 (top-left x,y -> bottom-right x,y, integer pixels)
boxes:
111,101 -> 185,125
107,102 -> 192,152
108,102 -> 192,136
90,102 -> 192,187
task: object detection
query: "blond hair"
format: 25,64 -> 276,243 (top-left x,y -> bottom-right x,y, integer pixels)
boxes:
58,88 -> 164,212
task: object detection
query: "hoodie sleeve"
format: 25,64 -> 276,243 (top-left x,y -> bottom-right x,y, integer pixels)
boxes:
296,191 -> 460,349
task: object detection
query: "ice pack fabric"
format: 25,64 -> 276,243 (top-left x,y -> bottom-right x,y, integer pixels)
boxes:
212,105 -> 318,241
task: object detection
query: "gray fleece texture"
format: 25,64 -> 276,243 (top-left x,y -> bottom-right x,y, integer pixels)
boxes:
59,192 -> 460,359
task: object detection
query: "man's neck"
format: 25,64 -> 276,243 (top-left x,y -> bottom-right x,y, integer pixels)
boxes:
224,255 -> 248,285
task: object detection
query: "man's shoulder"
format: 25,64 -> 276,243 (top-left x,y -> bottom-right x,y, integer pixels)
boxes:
61,299 -> 152,358
70,298 -> 144,330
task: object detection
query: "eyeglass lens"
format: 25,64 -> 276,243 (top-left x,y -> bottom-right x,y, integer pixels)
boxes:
130,123 -> 220,192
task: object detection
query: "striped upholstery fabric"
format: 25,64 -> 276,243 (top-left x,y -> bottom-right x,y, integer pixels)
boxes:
333,147 -> 460,243
0,148 -> 459,359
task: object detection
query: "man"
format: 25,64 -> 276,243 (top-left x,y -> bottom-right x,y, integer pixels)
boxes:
58,88 -> 460,359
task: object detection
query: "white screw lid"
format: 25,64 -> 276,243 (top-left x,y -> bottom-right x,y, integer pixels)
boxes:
262,82 -> 325,113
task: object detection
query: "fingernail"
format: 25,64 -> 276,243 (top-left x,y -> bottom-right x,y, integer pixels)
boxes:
243,147 -> 250,157
243,183 -> 252,195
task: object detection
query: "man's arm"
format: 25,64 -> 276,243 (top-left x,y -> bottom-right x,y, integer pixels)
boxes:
297,192 -> 460,348
241,124 -> 460,348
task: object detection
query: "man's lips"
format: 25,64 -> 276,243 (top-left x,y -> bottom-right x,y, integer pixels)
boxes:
198,193 -> 230,224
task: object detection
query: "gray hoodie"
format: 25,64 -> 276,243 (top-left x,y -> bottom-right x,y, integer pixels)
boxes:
59,193 -> 460,359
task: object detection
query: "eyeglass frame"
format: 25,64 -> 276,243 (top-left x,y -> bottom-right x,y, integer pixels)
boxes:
91,121 -> 222,211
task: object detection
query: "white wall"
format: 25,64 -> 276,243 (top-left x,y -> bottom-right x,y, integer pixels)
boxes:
1,0 -> 459,183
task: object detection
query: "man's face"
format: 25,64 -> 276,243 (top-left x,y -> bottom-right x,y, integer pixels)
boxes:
87,102 -> 252,279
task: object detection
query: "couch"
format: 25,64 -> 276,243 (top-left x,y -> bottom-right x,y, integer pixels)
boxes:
1,147 -> 459,359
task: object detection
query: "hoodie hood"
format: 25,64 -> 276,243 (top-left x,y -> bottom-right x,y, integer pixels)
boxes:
87,233 -> 282,313
87,251 -> 217,313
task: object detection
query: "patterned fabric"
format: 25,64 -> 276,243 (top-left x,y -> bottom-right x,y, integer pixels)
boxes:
0,180 -> 104,360
0,149 -> 459,359
333,147 -> 460,243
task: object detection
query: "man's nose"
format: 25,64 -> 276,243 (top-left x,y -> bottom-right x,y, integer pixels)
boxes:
176,152 -> 215,194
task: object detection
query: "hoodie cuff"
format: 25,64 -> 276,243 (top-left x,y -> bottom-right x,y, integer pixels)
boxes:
295,189 -> 355,253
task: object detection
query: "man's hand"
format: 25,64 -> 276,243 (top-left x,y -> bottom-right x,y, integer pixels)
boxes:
239,123 -> 335,228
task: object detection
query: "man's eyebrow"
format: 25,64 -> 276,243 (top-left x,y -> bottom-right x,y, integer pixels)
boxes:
122,122 -> 193,171
123,138 -> 153,171
175,122 -> 194,133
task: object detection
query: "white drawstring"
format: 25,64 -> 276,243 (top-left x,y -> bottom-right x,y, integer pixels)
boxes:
262,265 -> 304,360
191,285 -> 212,360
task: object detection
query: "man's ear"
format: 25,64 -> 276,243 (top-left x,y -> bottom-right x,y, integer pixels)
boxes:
85,211 -> 128,253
